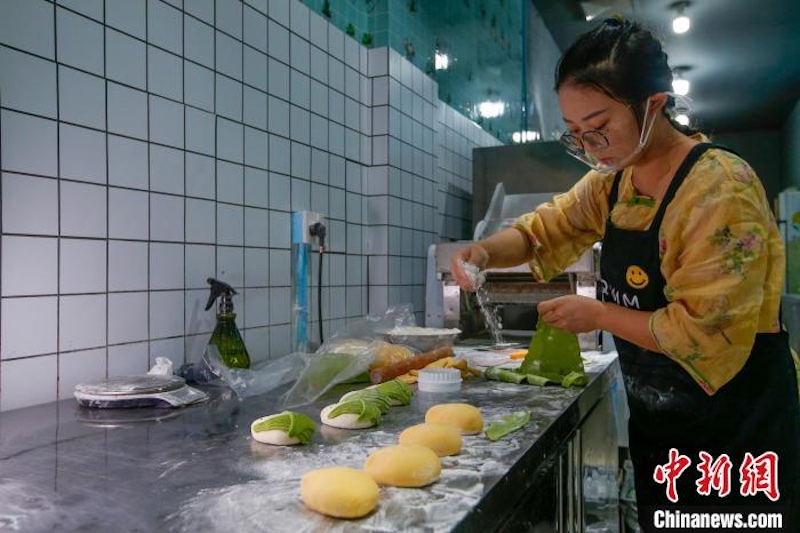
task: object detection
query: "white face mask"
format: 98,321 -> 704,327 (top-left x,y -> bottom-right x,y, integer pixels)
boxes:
564,97 -> 658,174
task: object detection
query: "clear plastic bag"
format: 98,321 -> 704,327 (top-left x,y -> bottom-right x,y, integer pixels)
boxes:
201,345 -> 307,398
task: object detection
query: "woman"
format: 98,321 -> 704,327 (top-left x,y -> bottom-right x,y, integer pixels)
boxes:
451,18 -> 798,532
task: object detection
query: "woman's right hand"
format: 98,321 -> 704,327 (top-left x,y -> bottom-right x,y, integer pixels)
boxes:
450,244 -> 489,292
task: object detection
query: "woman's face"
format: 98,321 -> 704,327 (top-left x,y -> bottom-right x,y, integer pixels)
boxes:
557,83 -> 645,170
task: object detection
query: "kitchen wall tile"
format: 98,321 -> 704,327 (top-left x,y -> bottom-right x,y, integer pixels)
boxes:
327,23 -> 344,61
107,82 -> 148,140
186,153 -> 216,199
267,20 -> 290,64
150,145 -> 184,195
244,126 -> 269,170
290,1 -> 309,39
244,247 -> 269,287
268,249 -> 290,286
0,0 -> 54,59
268,58 -> 290,100
309,148 -> 328,184
243,5 -> 267,53
328,154 -> 346,189
150,336 -> 184,368
308,10 -> 327,50
106,0 -> 145,39
58,348 -> 105,400
309,45 -> 328,84
215,0 -> 242,39
184,15 -> 214,69
105,29 -> 146,90
290,175 -> 310,211
108,292 -> 148,344
290,106 -> 310,145
148,46 -> 182,101
108,188 -> 148,240
327,219 -> 345,253
243,287 -> 269,328
1,355 -> 58,411
216,245 -> 244,287
60,238 -> 106,294
1,297 -> 57,359
328,253 -> 344,285
291,143 -> 311,181
217,160 -> 244,204
309,115 -> 328,151
328,57 -> 344,93
290,70 -> 310,109
243,47 -> 268,92
216,30 -> 242,81
184,62 -> 215,112
310,79 -> 328,117
59,294 -> 106,351
150,242 -> 184,290
217,119 -> 244,164
364,225 -> 388,255
185,244 -> 215,290
150,290 -> 184,339
344,97 -> 359,131
108,240 -> 148,292
344,66 -> 359,102
268,286 -> 290,324
344,35 -> 359,70
0,111 -> 58,178
310,183 -> 329,216
0,47 -> 57,118
184,331 -> 209,364
1,173 -> 58,235
243,326 -> 269,363
328,122 -> 344,157
59,66 -> 105,130
328,187 -> 345,222
60,181 -> 106,239
107,136 -> 148,190
185,107 -> 216,156
185,198 -> 216,244
243,87 -> 268,130
345,128 -> 360,162
150,193 -> 184,242
184,0 -> 213,25
149,95 -> 184,148
346,255 -> 363,286
148,0 -> 182,55
269,323 -> 290,356
108,341 -> 149,377
268,135 -> 290,175
217,203 -> 244,246
57,0 -> 102,21
57,7 -> 103,75
268,172 -> 289,211
267,95 -> 290,137
59,124 -> 106,184
244,167 -> 269,208
290,34 -> 309,75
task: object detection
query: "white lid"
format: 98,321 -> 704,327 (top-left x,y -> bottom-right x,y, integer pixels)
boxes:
417,368 -> 462,393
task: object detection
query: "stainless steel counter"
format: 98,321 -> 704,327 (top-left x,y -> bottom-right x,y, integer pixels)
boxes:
0,352 -> 619,533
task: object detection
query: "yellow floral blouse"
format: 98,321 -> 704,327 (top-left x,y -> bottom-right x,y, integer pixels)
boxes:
513,145 -> 785,395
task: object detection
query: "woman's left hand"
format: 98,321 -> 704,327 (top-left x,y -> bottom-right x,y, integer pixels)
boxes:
537,295 -> 606,333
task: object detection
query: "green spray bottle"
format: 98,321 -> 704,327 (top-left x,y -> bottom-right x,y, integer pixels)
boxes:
205,278 -> 251,369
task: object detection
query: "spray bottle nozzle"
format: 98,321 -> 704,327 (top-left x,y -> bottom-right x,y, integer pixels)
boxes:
205,277 -> 237,312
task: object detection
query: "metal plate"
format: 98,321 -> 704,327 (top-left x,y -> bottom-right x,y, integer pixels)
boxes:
74,375 -> 187,396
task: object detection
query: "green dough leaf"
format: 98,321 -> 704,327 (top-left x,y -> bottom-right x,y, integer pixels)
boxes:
484,366 -> 527,384
561,371 -> 589,388
329,398 -> 383,425
251,411 -> 317,444
372,379 -> 413,405
485,411 -> 531,441
340,389 -> 393,413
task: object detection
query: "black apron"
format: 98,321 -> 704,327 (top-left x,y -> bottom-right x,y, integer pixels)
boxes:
600,143 -> 799,531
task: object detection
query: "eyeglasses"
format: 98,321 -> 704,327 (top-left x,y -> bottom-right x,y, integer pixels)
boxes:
559,129 -> 610,156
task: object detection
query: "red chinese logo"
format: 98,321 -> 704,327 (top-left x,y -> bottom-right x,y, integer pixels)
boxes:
653,449 -> 780,502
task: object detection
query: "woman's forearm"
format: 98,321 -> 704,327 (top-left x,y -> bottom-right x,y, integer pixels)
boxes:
477,227 -> 534,269
597,302 -> 660,352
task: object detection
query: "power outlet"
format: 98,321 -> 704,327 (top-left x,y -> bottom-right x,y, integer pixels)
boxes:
292,211 -> 325,245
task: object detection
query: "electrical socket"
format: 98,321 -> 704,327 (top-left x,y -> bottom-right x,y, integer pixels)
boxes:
292,211 -> 325,245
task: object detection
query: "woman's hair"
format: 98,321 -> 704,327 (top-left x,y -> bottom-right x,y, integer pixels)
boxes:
555,17 -> 696,135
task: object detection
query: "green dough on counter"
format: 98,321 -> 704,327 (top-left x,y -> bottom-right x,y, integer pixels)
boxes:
485,411 -> 531,441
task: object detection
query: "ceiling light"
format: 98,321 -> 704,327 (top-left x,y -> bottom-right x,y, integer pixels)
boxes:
477,101 -> 505,119
512,130 -> 540,143
672,77 -> 690,96
675,113 -> 690,126
672,2 -> 691,34
434,52 -> 449,70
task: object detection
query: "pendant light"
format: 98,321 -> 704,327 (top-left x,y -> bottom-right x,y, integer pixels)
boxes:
672,1 -> 691,34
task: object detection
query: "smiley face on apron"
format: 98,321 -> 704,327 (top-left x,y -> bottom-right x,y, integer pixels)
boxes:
625,264 -> 649,289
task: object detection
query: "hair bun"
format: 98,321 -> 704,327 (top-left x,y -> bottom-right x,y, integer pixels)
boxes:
602,15 -> 626,27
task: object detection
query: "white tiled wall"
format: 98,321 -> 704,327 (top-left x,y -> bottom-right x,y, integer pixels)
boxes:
0,0 -> 497,411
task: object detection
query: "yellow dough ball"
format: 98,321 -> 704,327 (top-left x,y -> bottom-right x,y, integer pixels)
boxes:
300,467 -> 379,519
364,444 -> 441,487
425,403 -> 484,435
398,423 -> 462,457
